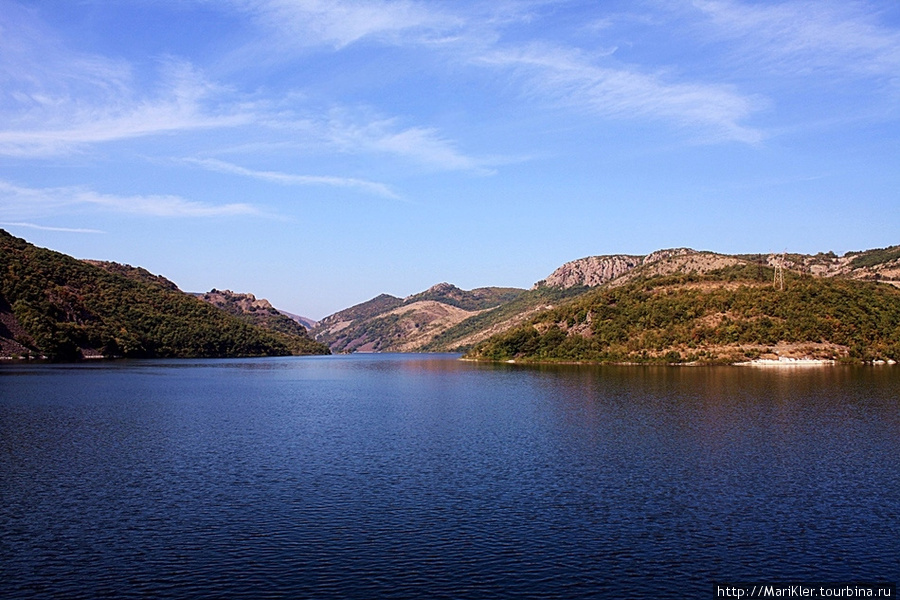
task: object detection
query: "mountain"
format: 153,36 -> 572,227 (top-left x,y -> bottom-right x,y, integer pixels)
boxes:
465,255 -> 900,365
310,250 -> 747,354
6,225 -> 897,364
533,246 -> 900,291
311,284 -> 528,353
311,245 -> 900,361
278,310 -> 317,330
0,230 -> 329,360
533,248 -> 697,289
193,289 -> 327,355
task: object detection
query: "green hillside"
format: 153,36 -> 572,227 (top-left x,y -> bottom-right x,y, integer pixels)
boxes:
0,230 -> 329,360
465,264 -> 900,364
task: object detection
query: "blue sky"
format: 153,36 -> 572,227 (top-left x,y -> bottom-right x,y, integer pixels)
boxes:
1,0 -> 899,319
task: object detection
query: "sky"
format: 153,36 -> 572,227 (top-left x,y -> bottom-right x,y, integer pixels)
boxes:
1,0 -> 899,319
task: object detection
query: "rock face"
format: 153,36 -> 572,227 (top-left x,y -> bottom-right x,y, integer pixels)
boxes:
195,289 -> 325,346
198,289 -> 275,313
535,255 -> 643,289
535,248 -> 696,289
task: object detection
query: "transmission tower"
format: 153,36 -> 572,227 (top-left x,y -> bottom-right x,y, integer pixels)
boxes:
773,251 -> 785,291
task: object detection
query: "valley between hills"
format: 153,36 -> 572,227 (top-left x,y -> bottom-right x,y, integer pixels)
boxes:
2,228 -> 899,364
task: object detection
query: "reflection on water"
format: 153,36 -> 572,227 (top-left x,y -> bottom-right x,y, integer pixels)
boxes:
1,356 -> 897,599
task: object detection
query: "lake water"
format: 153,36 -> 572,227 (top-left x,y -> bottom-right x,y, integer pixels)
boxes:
1,354 -> 897,599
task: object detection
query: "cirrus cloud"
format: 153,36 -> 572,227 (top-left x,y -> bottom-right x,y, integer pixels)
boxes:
0,179 -> 259,219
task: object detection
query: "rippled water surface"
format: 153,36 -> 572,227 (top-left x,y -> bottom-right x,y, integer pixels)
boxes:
1,355 -> 898,598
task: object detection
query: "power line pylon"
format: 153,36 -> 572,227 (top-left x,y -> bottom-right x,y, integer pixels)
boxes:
773,251 -> 785,291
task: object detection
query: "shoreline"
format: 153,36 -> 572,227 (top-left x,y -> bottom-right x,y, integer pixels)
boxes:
735,357 -> 835,367
461,356 -> 898,367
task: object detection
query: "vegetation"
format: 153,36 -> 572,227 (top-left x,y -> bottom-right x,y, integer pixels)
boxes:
312,285 -> 529,352
847,245 -> 900,270
405,284 -> 526,311
465,264 -> 900,365
195,289 -> 326,354
421,285 -> 588,352
85,260 -> 180,291
0,229 -> 329,360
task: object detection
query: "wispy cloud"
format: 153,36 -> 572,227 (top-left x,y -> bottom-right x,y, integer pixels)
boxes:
0,5 -> 251,157
185,157 -> 401,199
228,1 -> 764,143
0,179 -> 259,218
0,222 -> 104,234
230,0 -> 464,49
693,0 -> 900,78
323,115 -> 502,173
479,43 -> 763,143
0,59 -> 251,157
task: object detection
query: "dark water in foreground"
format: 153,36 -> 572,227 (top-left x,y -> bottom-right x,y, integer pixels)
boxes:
1,355 -> 898,599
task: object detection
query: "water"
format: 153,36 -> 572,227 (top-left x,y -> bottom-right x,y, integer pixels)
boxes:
1,355 -> 898,599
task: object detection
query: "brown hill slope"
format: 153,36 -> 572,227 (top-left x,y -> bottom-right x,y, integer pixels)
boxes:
311,283 -> 526,353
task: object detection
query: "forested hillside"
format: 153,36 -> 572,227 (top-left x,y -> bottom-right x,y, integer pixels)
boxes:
465,264 -> 900,364
0,230 -> 329,360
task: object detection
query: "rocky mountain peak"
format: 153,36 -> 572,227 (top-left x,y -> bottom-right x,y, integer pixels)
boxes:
418,282 -> 458,297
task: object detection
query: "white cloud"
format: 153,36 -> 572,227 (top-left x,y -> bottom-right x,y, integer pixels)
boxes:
185,157 -> 401,199
0,222 -> 104,234
0,59 -> 251,157
228,1 -> 764,143
693,0 -> 900,78
479,43 -> 763,143
0,4 -> 252,157
314,111 -> 502,173
0,179 -> 258,218
0,3 -> 133,106
231,0 -> 463,49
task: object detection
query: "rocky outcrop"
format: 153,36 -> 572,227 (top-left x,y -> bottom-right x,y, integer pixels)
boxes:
609,251 -> 745,287
534,248 -> 696,289
198,289 -> 274,313
534,255 -> 643,289
194,289 -> 326,348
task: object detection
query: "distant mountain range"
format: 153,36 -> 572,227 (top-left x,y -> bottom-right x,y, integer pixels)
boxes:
277,310 -> 318,330
2,226 -> 899,364
311,283 -> 527,353
311,246 -> 900,364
